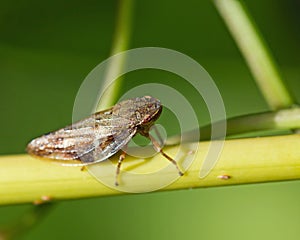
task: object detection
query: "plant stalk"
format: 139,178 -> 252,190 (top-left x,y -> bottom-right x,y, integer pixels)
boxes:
1,134 -> 300,205
214,0 -> 294,109
166,107 -> 300,144
96,0 -> 134,110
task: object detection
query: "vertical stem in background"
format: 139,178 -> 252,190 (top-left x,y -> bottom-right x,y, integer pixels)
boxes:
96,0 -> 135,110
0,1 -> 135,238
214,0 -> 294,110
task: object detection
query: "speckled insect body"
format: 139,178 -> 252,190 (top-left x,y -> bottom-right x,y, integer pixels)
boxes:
27,96 -> 183,185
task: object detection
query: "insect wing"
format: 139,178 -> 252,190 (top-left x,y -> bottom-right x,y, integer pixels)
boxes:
27,108 -> 137,165
78,116 -> 136,165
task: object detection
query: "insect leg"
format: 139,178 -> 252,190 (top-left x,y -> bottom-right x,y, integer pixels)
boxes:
148,134 -> 184,176
152,125 -> 164,146
115,149 -> 127,186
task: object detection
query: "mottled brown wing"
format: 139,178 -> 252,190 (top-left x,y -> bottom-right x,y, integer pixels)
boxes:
27,108 -> 137,165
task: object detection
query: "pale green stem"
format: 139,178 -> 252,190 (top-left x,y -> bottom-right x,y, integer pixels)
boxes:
1,134 -> 300,205
214,0 -> 294,110
96,0 -> 134,110
166,107 -> 300,144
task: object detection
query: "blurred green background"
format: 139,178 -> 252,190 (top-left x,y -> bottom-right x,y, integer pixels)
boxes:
1,0 -> 300,239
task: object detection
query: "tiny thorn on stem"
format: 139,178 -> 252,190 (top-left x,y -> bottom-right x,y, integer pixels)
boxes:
33,195 -> 52,205
217,174 -> 231,180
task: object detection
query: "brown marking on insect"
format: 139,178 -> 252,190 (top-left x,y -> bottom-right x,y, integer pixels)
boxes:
217,174 -> 231,180
99,135 -> 115,150
27,96 -> 183,185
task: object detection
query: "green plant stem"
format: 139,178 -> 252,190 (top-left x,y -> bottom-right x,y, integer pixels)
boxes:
166,107 -> 300,144
96,0 -> 134,110
1,134 -> 300,205
214,0 -> 294,110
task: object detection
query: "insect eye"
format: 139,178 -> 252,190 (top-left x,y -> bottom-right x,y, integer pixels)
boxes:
144,114 -> 152,122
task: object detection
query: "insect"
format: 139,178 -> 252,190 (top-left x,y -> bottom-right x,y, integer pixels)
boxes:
27,96 -> 183,186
